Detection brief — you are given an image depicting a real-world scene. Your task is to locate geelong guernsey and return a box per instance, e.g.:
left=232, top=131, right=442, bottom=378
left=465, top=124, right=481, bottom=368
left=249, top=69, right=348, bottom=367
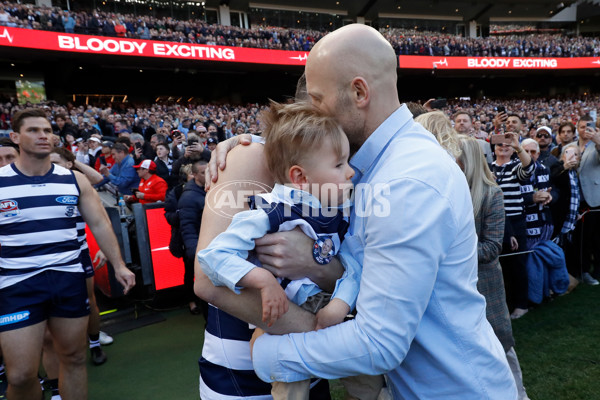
left=0, top=163, right=83, bottom=289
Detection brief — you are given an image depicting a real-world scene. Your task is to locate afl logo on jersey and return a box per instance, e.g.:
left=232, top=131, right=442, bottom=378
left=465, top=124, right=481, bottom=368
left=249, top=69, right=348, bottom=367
left=56, top=196, right=78, bottom=205
left=0, top=199, right=19, bottom=217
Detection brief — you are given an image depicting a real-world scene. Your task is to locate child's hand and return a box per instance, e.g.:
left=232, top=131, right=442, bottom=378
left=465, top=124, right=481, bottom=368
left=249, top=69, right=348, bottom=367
left=260, top=281, right=289, bottom=327
left=315, top=298, right=350, bottom=330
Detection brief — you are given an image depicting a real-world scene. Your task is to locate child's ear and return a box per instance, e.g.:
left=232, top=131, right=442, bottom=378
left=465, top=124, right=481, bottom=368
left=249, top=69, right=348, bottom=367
left=289, top=165, right=308, bottom=186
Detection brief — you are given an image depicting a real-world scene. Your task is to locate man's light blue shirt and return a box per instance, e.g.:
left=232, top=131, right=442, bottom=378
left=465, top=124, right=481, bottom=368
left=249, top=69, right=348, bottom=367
left=108, top=155, right=139, bottom=195
left=198, top=184, right=361, bottom=309
left=253, top=105, right=517, bottom=399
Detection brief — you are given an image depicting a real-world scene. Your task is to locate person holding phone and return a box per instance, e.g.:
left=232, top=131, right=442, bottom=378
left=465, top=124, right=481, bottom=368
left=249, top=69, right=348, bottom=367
left=574, top=115, right=600, bottom=285
left=490, top=132, right=535, bottom=319
left=551, top=143, right=583, bottom=279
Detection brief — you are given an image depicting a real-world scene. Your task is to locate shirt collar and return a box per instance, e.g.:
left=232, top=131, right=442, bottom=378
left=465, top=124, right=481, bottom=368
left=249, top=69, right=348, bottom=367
left=270, top=183, right=322, bottom=209
left=349, top=105, right=412, bottom=184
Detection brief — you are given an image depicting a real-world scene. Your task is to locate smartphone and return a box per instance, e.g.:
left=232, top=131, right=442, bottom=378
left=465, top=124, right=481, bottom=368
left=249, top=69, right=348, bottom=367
left=490, top=134, right=512, bottom=145
left=135, top=142, right=143, bottom=149
left=100, top=156, right=107, bottom=166
left=497, top=106, right=506, bottom=114
left=430, top=98, right=447, bottom=109
left=586, top=121, right=595, bottom=129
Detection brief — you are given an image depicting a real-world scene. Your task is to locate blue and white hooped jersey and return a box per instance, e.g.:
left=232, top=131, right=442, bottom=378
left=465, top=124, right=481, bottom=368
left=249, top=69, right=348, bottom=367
left=0, top=163, right=83, bottom=289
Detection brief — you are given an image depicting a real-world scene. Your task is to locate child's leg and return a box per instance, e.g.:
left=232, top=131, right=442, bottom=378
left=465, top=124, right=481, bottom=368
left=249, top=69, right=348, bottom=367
left=271, top=380, right=311, bottom=400
left=341, top=374, right=385, bottom=400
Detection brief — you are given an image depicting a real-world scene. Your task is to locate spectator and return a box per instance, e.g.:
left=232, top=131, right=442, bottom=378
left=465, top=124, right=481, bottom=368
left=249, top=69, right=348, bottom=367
left=177, top=160, right=208, bottom=316
left=130, top=133, right=154, bottom=164
left=95, top=141, right=115, bottom=172
left=575, top=115, right=600, bottom=285
left=551, top=143, right=582, bottom=276
left=453, top=110, right=493, bottom=163
left=124, top=159, right=167, bottom=204
left=490, top=132, right=535, bottom=319
left=456, top=135, right=529, bottom=400
left=551, top=122, right=576, bottom=158
left=206, top=137, right=218, bottom=151
left=87, top=136, right=103, bottom=168
left=154, top=142, right=175, bottom=187
left=520, top=138, right=555, bottom=249
left=99, top=142, right=139, bottom=195
left=533, top=126, right=559, bottom=171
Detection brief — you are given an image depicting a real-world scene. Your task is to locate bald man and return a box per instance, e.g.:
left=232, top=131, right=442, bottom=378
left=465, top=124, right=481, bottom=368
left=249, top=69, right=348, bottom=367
left=198, top=25, right=516, bottom=400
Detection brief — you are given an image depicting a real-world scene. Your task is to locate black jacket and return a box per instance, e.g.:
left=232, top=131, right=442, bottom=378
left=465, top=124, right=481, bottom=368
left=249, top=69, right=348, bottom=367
left=164, top=184, right=186, bottom=258
left=178, top=180, right=206, bottom=260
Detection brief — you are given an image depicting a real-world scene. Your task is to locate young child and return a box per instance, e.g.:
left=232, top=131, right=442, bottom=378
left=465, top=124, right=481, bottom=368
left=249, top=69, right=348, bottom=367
left=198, top=101, right=383, bottom=399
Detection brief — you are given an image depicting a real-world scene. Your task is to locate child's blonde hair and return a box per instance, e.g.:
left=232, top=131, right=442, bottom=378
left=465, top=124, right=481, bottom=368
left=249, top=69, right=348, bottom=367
left=261, top=101, right=346, bottom=184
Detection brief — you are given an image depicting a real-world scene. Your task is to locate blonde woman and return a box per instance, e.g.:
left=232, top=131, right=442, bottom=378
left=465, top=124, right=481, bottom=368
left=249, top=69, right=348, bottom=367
left=457, top=136, right=529, bottom=400
left=414, top=110, right=461, bottom=159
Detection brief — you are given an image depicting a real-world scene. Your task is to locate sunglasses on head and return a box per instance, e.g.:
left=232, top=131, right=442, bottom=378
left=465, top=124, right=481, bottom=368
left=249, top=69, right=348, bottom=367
left=536, top=133, right=551, bottom=139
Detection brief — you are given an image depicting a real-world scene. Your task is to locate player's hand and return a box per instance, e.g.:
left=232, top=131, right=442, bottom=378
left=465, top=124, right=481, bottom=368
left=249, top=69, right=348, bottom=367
left=115, top=263, right=136, bottom=294
left=93, top=250, right=107, bottom=270
left=205, top=134, right=253, bottom=189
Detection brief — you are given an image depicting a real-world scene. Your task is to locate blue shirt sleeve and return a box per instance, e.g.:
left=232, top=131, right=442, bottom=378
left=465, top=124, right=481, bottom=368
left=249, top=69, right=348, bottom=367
left=252, top=178, right=457, bottom=382
left=330, top=239, right=361, bottom=310
left=197, top=209, right=271, bottom=293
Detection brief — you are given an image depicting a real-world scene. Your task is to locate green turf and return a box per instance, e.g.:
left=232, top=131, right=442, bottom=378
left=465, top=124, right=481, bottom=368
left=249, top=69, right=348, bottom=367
left=85, top=285, right=600, bottom=400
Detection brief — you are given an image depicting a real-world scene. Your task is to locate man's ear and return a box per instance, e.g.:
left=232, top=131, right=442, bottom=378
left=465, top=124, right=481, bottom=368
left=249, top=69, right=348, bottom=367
left=288, top=165, right=308, bottom=186
left=352, top=77, right=370, bottom=108
left=9, top=131, right=19, bottom=145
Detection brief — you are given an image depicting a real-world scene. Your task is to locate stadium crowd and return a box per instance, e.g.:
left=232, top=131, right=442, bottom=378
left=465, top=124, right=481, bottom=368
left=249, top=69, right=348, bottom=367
left=2, top=2, right=600, bottom=56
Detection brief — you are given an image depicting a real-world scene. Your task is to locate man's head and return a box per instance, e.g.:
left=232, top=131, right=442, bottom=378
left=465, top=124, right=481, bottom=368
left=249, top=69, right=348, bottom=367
left=453, top=111, right=473, bottom=135
left=133, top=159, right=156, bottom=180
left=0, top=137, right=19, bottom=167
left=577, top=115, right=594, bottom=140
left=101, top=141, right=114, bottom=155
left=55, top=114, right=67, bottom=129
left=506, top=114, right=525, bottom=136
left=305, top=24, right=400, bottom=155
left=207, top=137, right=218, bottom=151
left=10, top=108, right=53, bottom=160
left=534, top=126, right=552, bottom=151
left=111, top=142, right=129, bottom=164
left=192, top=159, right=208, bottom=187
left=521, top=138, right=540, bottom=162
left=557, top=122, right=575, bottom=145
left=155, top=143, right=170, bottom=159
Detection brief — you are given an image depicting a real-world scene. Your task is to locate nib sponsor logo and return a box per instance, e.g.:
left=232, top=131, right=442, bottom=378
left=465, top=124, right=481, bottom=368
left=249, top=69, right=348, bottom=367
left=0, top=28, right=14, bottom=43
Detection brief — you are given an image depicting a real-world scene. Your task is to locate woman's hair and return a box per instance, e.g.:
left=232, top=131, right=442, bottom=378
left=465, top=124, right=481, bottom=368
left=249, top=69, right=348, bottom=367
left=456, top=135, right=498, bottom=219
left=261, top=100, right=345, bottom=184
left=414, top=111, right=461, bottom=160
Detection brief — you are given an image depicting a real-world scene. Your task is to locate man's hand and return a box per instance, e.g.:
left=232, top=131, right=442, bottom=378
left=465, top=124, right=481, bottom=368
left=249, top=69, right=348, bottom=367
left=134, top=147, right=143, bottom=159
left=315, top=298, right=350, bottom=330
left=255, top=228, right=314, bottom=281
left=585, top=125, right=600, bottom=145
left=493, top=112, right=508, bottom=129
left=114, top=263, right=135, bottom=294
left=532, top=189, right=552, bottom=206
left=205, top=134, right=253, bottom=189
left=93, top=250, right=107, bottom=269
left=510, top=236, right=519, bottom=252
left=99, top=165, right=109, bottom=177
left=135, top=191, right=145, bottom=200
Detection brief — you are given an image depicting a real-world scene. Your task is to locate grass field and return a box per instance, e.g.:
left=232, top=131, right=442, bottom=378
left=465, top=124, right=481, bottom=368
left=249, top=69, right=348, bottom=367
left=83, top=284, right=600, bottom=400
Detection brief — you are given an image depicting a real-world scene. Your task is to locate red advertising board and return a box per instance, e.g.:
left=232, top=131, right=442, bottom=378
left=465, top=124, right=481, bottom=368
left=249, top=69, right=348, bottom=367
left=2, top=26, right=600, bottom=70
left=398, top=55, right=600, bottom=70
left=145, top=207, right=184, bottom=291
left=0, top=26, right=309, bottom=66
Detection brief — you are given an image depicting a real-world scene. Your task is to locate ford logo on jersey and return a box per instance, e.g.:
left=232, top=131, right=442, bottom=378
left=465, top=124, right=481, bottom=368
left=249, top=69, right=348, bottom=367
left=55, top=196, right=78, bottom=205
